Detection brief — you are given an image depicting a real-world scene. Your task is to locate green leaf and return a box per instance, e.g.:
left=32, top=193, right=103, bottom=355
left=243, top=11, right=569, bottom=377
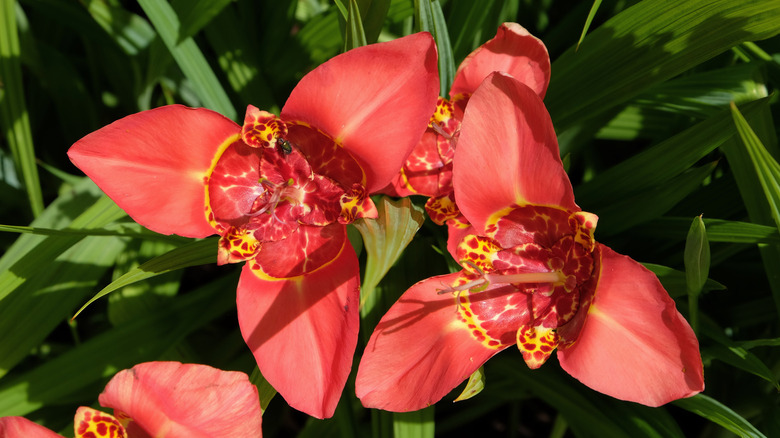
left=107, top=239, right=182, bottom=326
left=644, top=217, right=780, bottom=244
left=393, top=406, right=434, bottom=438
left=0, top=274, right=236, bottom=417
left=576, top=0, right=602, bottom=50
left=0, top=180, right=128, bottom=378
left=414, top=0, right=453, bottom=96
left=429, top=0, right=454, bottom=97
left=175, top=0, right=233, bottom=43
left=344, top=0, right=368, bottom=50
left=547, top=0, right=780, bottom=131
left=353, top=196, right=425, bottom=309
left=0, top=0, right=44, bottom=217
left=490, top=357, right=680, bottom=438
left=84, top=0, right=156, bottom=55
left=644, top=263, right=725, bottom=299
left=674, top=394, right=767, bottom=438
left=577, top=98, right=768, bottom=206
left=202, top=6, right=277, bottom=112
left=684, top=215, right=709, bottom=332
left=703, top=345, right=779, bottom=390
left=137, top=0, right=236, bottom=119
left=0, top=221, right=187, bottom=243
left=356, top=0, right=390, bottom=44
left=249, top=367, right=277, bottom=412
left=591, top=162, right=717, bottom=236
left=73, top=238, right=218, bottom=318
left=447, top=0, right=496, bottom=63
left=730, top=101, right=780, bottom=234
left=454, top=366, right=485, bottom=402
left=720, top=100, right=780, bottom=321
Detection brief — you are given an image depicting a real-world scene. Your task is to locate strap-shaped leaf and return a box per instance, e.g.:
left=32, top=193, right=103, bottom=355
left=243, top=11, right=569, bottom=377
left=73, top=237, right=218, bottom=318
left=0, top=0, right=43, bottom=217
left=137, top=0, right=236, bottom=119
left=547, top=0, right=780, bottom=131
left=674, top=394, right=767, bottom=438
left=0, top=275, right=235, bottom=417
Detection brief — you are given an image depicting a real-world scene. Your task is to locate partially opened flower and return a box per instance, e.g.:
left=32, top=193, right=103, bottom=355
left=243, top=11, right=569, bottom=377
left=0, top=361, right=262, bottom=438
left=67, top=33, right=439, bottom=418
left=383, top=23, right=550, bottom=228
left=356, top=73, right=704, bottom=411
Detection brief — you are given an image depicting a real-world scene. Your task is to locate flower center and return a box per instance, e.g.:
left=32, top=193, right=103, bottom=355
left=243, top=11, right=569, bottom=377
left=447, top=205, right=598, bottom=368
left=204, top=106, right=377, bottom=276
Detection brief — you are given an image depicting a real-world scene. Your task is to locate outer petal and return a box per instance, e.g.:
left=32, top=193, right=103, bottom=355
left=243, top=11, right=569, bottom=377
left=356, top=274, right=504, bottom=412
left=557, top=245, right=704, bottom=406
left=451, top=23, right=551, bottom=99
left=0, top=417, right=62, bottom=438
left=68, top=105, right=240, bottom=238
left=97, top=361, right=262, bottom=438
left=453, top=73, right=577, bottom=233
left=237, top=232, right=360, bottom=419
left=281, top=33, right=439, bottom=192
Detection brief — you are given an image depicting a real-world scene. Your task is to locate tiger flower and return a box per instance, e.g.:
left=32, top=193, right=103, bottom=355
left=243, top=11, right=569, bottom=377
left=356, top=73, right=704, bottom=411
left=67, top=33, right=439, bottom=419
left=383, top=23, right=550, bottom=232
left=0, top=362, right=262, bottom=438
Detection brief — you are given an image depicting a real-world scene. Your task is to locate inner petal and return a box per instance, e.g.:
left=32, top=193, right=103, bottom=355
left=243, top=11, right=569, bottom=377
left=287, top=123, right=366, bottom=188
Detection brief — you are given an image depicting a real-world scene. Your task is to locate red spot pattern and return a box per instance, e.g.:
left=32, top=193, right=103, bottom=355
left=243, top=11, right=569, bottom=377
left=452, top=205, right=598, bottom=365
left=74, top=407, right=126, bottom=438
left=204, top=106, right=377, bottom=277
left=242, top=105, right=289, bottom=149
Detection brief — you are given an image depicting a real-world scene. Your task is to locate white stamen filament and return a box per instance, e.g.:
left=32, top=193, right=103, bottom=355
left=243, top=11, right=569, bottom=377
left=437, top=270, right=565, bottom=295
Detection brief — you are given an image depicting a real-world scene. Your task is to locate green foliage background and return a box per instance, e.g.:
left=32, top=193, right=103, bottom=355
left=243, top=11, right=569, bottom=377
left=1, top=0, right=779, bottom=436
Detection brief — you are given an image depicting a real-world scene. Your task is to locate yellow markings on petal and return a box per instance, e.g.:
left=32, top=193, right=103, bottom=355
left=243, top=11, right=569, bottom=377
left=570, top=211, right=598, bottom=252
left=430, top=97, right=454, bottom=127
left=74, top=407, right=127, bottom=438
left=339, top=184, right=377, bottom=224
left=516, top=323, right=559, bottom=369
left=202, top=133, right=242, bottom=231
left=457, top=234, right=501, bottom=276
left=425, top=194, right=460, bottom=225
left=217, top=226, right=261, bottom=265
left=456, top=291, right=510, bottom=350
left=242, top=105, right=289, bottom=149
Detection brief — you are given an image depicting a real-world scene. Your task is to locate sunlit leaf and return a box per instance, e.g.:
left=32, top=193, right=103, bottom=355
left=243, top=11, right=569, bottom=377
left=137, top=0, right=236, bottom=119
left=73, top=238, right=218, bottom=319
left=576, top=0, right=602, bottom=50
left=0, top=0, right=43, bottom=217
left=674, top=394, right=767, bottom=438
left=548, top=0, right=780, bottom=131
left=454, top=367, right=486, bottom=402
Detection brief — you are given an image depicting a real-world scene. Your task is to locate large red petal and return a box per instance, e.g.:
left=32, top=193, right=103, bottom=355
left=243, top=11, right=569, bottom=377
left=237, top=235, right=360, bottom=419
left=281, top=33, right=439, bottom=192
left=0, top=417, right=62, bottom=438
left=68, top=105, right=240, bottom=238
left=96, top=361, right=262, bottom=438
left=356, top=274, right=504, bottom=412
left=451, top=23, right=551, bottom=99
left=557, top=245, right=704, bottom=406
left=453, top=73, right=577, bottom=233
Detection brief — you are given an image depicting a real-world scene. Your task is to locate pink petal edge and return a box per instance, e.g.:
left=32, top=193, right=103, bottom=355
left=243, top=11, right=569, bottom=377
left=451, top=22, right=551, bottom=99
left=237, top=230, right=360, bottom=419
left=0, top=417, right=62, bottom=438
left=68, top=105, right=240, bottom=238
left=98, top=361, right=262, bottom=438
left=557, top=245, right=704, bottom=406
left=453, top=73, right=577, bottom=233
left=281, top=33, right=440, bottom=193
left=356, top=274, right=502, bottom=412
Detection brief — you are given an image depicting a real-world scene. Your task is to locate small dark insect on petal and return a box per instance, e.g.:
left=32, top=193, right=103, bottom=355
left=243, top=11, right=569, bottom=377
left=277, top=138, right=293, bottom=155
